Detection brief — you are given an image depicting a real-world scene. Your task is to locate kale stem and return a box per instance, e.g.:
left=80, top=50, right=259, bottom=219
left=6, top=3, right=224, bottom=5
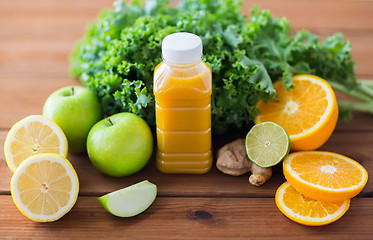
left=358, top=80, right=373, bottom=89
left=357, top=82, right=373, bottom=99
left=329, top=81, right=372, bottom=102
left=338, top=100, right=373, bottom=114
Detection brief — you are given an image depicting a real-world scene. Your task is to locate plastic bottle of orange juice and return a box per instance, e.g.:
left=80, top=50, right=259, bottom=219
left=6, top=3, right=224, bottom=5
left=154, top=32, right=212, bottom=174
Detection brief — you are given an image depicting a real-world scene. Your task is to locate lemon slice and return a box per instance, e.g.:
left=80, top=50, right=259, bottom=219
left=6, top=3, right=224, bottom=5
left=10, top=153, right=79, bottom=222
left=275, top=182, right=350, bottom=226
left=4, top=115, right=68, bottom=172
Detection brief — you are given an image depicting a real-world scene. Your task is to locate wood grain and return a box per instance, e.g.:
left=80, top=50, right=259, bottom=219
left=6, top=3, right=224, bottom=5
left=0, top=77, right=82, bottom=129
left=1, top=129, right=372, bottom=197
left=1, top=196, right=372, bottom=239
left=1, top=0, right=373, bottom=238
left=0, top=0, right=372, bottom=76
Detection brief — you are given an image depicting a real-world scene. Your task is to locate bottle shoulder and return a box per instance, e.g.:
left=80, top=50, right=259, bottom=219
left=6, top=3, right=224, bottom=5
left=154, top=61, right=211, bottom=79
left=153, top=61, right=212, bottom=97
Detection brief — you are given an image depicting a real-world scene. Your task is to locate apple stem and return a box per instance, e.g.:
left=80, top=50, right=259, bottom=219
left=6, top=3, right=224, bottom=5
left=106, top=117, right=114, bottom=126
left=71, top=87, right=74, bottom=96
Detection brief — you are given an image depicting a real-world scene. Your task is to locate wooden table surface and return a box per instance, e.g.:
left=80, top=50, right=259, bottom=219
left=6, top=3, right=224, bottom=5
left=1, top=0, right=373, bottom=239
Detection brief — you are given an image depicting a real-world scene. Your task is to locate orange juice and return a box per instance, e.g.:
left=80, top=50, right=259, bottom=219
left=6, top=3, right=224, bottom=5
left=154, top=33, right=212, bottom=174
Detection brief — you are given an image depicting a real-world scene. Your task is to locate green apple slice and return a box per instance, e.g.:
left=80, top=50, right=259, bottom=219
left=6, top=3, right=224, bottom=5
left=98, top=180, right=157, bottom=217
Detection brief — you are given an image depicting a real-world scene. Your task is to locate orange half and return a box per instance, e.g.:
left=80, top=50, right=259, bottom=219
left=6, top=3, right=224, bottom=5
left=255, top=75, right=338, bottom=151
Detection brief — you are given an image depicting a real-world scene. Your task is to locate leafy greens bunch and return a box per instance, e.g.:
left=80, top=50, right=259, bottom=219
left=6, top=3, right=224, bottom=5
left=70, top=0, right=361, bottom=135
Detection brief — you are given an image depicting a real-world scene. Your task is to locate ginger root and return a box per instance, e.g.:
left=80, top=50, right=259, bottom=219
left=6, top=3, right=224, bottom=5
left=216, top=138, right=272, bottom=186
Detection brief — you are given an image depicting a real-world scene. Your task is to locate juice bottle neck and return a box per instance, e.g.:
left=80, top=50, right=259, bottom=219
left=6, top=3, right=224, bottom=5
left=162, top=58, right=203, bottom=68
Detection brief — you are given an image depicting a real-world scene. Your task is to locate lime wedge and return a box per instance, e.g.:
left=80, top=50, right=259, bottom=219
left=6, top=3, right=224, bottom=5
left=98, top=180, right=157, bottom=217
left=245, top=122, right=290, bottom=168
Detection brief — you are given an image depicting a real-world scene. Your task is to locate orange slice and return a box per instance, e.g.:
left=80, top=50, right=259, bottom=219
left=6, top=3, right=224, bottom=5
left=275, top=182, right=350, bottom=226
left=10, top=153, right=79, bottom=222
left=283, top=151, right=368, bottom=202
left=4, top=115, right=68, bottom=172
left=255, top=74, right=338, bottom=151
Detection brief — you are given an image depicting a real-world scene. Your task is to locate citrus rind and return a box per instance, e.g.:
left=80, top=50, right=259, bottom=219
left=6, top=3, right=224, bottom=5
left=283, top=151, right=368, bottom=202
left=275, top=182, right=350, bottom=226
left=10, top=153, right=79, bottom=222
left=245, top=121, right=290, bottom=168
left=4, top=115, right=68, bottom=172
left=255, top=74, right=338, bottom=151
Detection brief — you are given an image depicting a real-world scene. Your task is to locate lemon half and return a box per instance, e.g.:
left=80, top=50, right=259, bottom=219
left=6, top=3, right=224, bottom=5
left=4, top=115, right=68, bottom=172
left=11, top=153, right=79, bottom=222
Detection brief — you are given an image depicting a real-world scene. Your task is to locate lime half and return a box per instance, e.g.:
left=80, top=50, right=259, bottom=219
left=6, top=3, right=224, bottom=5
left=245, top=122, right=290, bottom=167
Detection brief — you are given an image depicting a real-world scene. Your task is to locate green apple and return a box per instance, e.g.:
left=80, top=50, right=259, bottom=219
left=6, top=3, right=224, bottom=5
left=98, top=180, right=157, bottom=217
left=42, top=86, right=103, bottom=153
left=87, top=112, right=153, bottom=177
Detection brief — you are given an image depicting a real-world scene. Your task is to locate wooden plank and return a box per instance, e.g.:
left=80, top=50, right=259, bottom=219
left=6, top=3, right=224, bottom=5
left=0, top=0, right=372, bottom=238
left=0, top=0, right=113, bottom=77
left=0, top=77, right=82, bottom=129
left=0, top=0, right=372, bottom=76
left=242, top=0, right=373, bottom=31
left=1, top=129, right=372, bottom=197
left=0, top=195, right=372, bottom=239
left=335, top=112, right=373, bottom=132
left=2, top=0, right=372, bottom=31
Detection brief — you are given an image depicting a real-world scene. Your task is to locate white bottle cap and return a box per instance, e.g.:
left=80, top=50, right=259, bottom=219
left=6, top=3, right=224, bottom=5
left=162, top=32, right=203, bottom=64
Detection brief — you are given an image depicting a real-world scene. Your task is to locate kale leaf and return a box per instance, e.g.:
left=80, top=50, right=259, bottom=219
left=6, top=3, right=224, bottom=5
left=70, top=0, right=357, bottom=134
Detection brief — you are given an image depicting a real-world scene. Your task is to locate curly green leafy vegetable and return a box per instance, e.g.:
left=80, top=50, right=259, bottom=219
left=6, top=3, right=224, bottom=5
left=70, top=0, right=360, bottom=135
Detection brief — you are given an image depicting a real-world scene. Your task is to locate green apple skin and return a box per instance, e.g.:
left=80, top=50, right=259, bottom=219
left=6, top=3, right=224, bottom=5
left=98, top=180, right=157, bottom=217
left=42, top=86, right=103, bottom=153
left=87, top=112, right=153, bottom=177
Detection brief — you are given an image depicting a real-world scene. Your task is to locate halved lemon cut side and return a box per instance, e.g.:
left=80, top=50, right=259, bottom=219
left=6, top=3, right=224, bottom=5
left=10, top=153, right=79, bottom=222
left=4, top=115, right=68, bottom=172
